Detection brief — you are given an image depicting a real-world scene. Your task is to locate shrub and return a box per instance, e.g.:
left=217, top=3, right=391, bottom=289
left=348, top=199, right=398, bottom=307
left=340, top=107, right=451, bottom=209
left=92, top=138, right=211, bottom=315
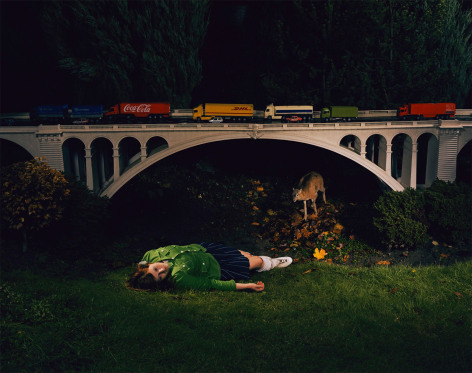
left=0, top=159, right=70, bottom=252
left=373, top=188, right=430, bottom=250
left=38, top=179, right=110, bottom=261
left=424, top=180, right=472, bottom=248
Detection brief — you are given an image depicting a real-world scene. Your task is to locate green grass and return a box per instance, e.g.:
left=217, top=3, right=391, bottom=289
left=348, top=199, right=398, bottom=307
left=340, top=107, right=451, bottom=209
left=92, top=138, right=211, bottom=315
left=2, top=261, right=471, bottom=372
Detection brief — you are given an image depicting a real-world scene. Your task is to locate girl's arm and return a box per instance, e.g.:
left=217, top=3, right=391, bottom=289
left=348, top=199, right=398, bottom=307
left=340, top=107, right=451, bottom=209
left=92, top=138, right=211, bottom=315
left=236, top=281, right=265, bottom=292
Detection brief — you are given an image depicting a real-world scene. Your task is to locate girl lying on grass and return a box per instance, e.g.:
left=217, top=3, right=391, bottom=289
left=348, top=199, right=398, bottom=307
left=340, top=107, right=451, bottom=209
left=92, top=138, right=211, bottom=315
left=127, top=242, right=292, bottom=292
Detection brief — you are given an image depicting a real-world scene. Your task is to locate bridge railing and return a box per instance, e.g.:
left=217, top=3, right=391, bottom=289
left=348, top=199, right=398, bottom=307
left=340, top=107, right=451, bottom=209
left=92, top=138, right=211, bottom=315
left=56, top=120, right=445, bottom=131
left=1, top=120, right=469, bottom=135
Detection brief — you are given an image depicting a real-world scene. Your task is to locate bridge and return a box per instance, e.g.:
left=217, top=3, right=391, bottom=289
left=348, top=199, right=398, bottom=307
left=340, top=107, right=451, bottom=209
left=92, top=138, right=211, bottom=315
left=1, top=118, right=471, bottom=197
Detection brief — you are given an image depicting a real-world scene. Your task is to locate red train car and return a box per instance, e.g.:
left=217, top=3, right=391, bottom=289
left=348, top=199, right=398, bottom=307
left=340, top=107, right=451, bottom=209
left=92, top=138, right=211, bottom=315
left=104, top=102, right=170, bottom=122
left=397, top=103, right=455, bottom=120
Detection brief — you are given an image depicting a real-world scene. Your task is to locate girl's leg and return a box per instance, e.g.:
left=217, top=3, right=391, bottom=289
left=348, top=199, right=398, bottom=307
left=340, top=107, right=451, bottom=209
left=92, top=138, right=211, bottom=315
left=238, top=250, right=292, bottom=272
left=238, top=250, right=264, bottom=270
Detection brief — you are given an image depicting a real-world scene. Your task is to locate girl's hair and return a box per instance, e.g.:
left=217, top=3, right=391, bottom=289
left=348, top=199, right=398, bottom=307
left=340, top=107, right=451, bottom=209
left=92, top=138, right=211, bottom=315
left=126, top=263, right=172, bottom=291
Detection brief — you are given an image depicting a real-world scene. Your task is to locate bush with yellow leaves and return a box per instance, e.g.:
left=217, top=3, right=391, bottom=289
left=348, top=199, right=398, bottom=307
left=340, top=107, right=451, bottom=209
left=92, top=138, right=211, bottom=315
left=1, top=158, right=70, bottom=251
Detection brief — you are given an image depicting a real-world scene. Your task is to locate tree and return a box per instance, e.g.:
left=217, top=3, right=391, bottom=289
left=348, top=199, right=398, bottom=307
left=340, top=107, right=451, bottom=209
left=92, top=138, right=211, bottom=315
left=250, top=0, right=472, bottom=109
left=1, top=159, right=70, bottom=252
left=41, top=0, right=209, bottom=108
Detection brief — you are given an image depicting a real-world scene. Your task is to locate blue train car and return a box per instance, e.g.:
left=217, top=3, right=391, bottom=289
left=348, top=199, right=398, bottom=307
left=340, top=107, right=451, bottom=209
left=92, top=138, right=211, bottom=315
left=70, top=105, right=103, bottom=124
left=30, top=105, right=68, bottom=123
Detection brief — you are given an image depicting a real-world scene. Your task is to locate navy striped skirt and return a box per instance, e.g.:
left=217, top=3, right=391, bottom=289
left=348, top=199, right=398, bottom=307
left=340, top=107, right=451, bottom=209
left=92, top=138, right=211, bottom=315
left=199, top=242, right=250, bottom=281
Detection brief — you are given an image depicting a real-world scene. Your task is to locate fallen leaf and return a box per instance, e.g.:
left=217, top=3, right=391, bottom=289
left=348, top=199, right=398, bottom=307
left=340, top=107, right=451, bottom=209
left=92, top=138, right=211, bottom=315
left=377, top=260, right=391, bottom=266
left=333, top=223, right=344, bottom=234
left=251, top=222, right=260, bottom=226
left=313, top=248, right=327, bottom=260
left=303, top=268, right=317, bottom=274
left=455, top=292, right=463, bottom=299
left=388, top=287, right=398, bottom=294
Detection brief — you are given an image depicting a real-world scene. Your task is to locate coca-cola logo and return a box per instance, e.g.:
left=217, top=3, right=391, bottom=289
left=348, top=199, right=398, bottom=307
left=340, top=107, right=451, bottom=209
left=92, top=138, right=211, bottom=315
left=124, top=104, right=151, bottom=113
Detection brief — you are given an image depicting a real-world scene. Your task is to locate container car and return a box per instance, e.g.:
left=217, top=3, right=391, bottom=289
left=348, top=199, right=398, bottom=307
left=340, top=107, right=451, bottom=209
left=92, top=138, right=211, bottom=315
left=320, top=106, right=358, bottom=122
left=30, top=105, right=69, bottom=124
left=397, top=103, right=455, bottom=120
left=264, top=104, right=313, bottom=122
left=104, top=102, right=170, bottom=123
left=193, top=103, right=254, bottom=122
left=70, top=105, right=103, bottom=124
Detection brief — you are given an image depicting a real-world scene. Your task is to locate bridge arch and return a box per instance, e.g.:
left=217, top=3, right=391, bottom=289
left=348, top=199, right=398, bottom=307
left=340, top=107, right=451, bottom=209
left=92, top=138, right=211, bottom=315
left=457, top=140, right=471, bottom=185
left=101, top=132, right=404, bottom=198
left=0, top=136, right=37, bottom=159
left=365, top=134, right=387, bottom=171
left=0, top=138, right=34, bottom=166
left=147, top=136, right=169, bottom=157
left=91, top=137, right=113, bottom=192
left=417, top=133, right=438, bottom=187
left=62, top=137, right=86, bottom=182
left=118, top=136, right=142, bottom=175
left=339, top=135, right=361, bottom=154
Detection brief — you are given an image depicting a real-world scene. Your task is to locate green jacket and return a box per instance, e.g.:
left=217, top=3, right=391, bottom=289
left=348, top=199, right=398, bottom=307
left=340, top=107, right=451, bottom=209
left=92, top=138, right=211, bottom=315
left=141, top=244, right=237, bottom=291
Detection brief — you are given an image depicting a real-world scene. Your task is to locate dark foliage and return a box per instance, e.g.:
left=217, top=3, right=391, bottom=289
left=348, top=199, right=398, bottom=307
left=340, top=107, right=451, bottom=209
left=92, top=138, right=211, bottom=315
left=35, top=179, right=111, bottom=261
left=373, top=188, right=430, bottom=250
left=374, top=181, right=472, bottom=250
left=424, top=180, right=472, bottom=248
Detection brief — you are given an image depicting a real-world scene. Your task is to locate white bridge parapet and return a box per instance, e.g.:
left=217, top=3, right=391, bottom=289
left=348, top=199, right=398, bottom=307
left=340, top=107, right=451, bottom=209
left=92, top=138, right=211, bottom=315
left=1, top=119, right=471, bottom=197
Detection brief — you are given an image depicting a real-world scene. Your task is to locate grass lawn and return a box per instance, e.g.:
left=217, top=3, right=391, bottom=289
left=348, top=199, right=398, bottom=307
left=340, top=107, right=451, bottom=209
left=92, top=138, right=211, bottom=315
left=2, top=260, right=471, bottom=372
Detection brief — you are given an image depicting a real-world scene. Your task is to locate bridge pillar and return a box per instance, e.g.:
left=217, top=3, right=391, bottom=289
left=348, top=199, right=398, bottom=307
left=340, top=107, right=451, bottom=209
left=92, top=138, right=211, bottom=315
left=409, top=142, right=418, bottom=188
left=85, top=147, right=93, bottom=190
left=360, top=143, right=367, bottom=158
left=385, top=143, right=392, bottom=176
left=113, top=147, right=120, bottom=182
left=141, top=146, right=147, bottom=162
left=437, top=127, right=461, bottom=182
left=399, top=138, right=415, bottom=188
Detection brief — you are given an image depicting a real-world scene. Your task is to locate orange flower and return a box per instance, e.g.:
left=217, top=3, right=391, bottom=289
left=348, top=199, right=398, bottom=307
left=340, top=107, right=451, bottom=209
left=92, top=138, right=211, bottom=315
left=377, top=260, right=391, bottom=266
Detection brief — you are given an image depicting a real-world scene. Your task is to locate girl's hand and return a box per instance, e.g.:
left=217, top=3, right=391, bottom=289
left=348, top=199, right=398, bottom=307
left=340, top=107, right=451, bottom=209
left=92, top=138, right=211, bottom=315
left=251, top=281, right=265, bottom=292
left=236, top=281, right=265, bottom=292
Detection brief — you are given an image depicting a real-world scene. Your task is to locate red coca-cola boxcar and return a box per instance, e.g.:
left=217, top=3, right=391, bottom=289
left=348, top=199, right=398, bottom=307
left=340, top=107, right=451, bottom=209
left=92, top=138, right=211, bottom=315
left=104, top=102, right=170, bottom=123
left=397, top=103, right=455, bottom=120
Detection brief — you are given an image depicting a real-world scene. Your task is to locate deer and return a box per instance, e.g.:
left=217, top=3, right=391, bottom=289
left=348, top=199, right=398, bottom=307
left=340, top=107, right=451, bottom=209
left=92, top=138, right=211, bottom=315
left=292, top=171, right=327, bottom=221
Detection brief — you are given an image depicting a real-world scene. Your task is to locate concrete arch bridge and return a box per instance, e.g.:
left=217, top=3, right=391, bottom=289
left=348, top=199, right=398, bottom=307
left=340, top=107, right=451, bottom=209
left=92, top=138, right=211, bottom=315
left=0, top=119, right=470, bottom=198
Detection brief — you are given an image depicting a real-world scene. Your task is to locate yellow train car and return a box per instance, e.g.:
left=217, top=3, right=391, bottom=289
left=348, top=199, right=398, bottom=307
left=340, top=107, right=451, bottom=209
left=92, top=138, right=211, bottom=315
left=192, top=103, right=254, bottom=122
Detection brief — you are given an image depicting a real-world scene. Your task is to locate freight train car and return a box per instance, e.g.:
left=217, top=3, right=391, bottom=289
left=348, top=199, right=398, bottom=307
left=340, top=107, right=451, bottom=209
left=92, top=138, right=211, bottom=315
left=30, top=105, right=69, bottom=124
left=193, top=103, right=254, bottom=122
left=30, top=105, right=103, bottom=124
left=397, top=103, right=456, bottom=120
left=70, top=105, right=103, bottom=124
left=104, top=102, right=170, bottom=123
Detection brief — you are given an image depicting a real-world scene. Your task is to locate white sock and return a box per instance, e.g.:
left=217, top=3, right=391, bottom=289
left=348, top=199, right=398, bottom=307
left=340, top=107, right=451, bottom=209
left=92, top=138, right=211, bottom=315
left=256, top=256, right=274, bottom=272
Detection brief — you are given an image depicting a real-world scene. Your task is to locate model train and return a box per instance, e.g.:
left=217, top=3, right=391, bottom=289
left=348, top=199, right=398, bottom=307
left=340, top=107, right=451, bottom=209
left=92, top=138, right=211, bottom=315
left=0, top=102, right=458, bottom=125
